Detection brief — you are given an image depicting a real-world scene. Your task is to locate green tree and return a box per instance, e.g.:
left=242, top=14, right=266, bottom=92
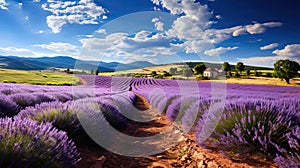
left=95, top=69, right=99, bottom=75
left=246, top=69, right=251, bottom=76
left=235, top=62, right=245, bottom=74
left=274, top=59, right=300, bottom=84
left=254, top=70, right=260, bottom=77
left=163, top=71, right=172, bottom=77
left=66, top=68, right=70, bottom=74
left=150, top=71, right=157, bottom=77
left=222, top=62, right=231, bottom=73
left=194, top=63, right=206, bottom=76
left=183, top=68, right=194, bottom=78
left=169, top=68, right=177, bottom=75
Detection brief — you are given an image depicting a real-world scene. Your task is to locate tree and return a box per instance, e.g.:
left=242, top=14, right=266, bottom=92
left=194, top=63, right=206, bottom=76
left=246, top=69, right=251, bottom=76
left=169, top=68, right=177, bottom=75
left=222, top=62, right=231, bottom=73
left=235, top=62, right=245, bottom=74
left=95, top=69, right=99, bottom=75
left=183, top=68, right=194, bottom=78
left=150, top=71, right=157, bottom=77
left=274, top=59, right=300, bottom=84
left=66, top=68, right=70, bottom=74
left=163, top=71, right=172, bottom=77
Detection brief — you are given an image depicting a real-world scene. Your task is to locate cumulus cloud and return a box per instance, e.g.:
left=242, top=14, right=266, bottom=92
left=152, top=17, right=164, bottom=31
left=34, top=42, right=79, bottom=55
left=260, top=43, right=279, bottom=50
left=0, top=0, right=8, bottom=10
left=0, top=47, right=59, bottom=57
left=245, top=22, right=282, bottom=34
left=239, top=44, right=300, bottom=67
left=41, top=0, right=107, bottom=33
left=272, top=44, right=300, bottom=58
left=96, top=29, right=107, bottom=34
left=204, top=46, right=238, bottom=56
left=239, top=56, right=277, bottom=67
left=152, top=0, right=213, bottom=29
left=79, top=31, right=178, bottom=62
left=151, top=0, right=282, bottom=55
left=0, top=47, right=37, bottom=57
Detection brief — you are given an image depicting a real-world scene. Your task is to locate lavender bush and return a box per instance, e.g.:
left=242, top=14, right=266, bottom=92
left=97, top=98, right=128, bottom=131
left=196, top=99, right=300, bottom=167
left=0, top=94, right=19, bottom=117
left=0, top=118, right=80, bottom=167
left=17, top=101, right=82, bottom=138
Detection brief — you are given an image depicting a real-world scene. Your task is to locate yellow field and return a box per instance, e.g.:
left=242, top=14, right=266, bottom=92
left=0, top=69, right=82, bottom=85
left=210, top=77, right=300, bottom=86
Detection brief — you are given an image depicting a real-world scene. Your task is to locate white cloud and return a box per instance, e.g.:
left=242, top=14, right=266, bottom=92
left=152, top=17, right=164, bottom=31
left=37, top=30, right=44, bottom=34
left=79, top=31, right=178, bottom=62
left=260, top=43, right=279, bottom=50
left=41, top=0, right=107, bottom=33
left=152, top=0, right=212, bottom=29
left=151, top=0, right=282, bottom=55
left=272, top=44, right=300, bottom=58
left=153, top=6, right=161, bottom=11
left=0, top=0, right=8, bottom=10
left=239, top=56, right=277, bottom=67
left=239, top=44, right=300, bottom=67
left=96, top=29, right=106, bottom=34
left=0, top=47, right=38, bottom=57
left=204, top=46, right=238, bottom=56
left=34, top=42, right=79, bottom=55
left=245, top=22, right=282, bottom=34
left=215, top=15, right=221, bottom=19
left=0, top=47, right=60, bottom=57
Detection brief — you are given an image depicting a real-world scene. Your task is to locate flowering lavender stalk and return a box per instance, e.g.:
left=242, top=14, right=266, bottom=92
left=195, top=99, right=300, bottom=166
left=0, top=94, right=19, bottom=117
left=0, top=117, right=80, bottom=167
left=17, top=101, right=82, bottom=138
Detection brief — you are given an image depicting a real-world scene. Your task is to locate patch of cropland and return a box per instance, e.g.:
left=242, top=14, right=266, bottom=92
left=0, top=75, right=299, bottom=167
left=0, top=68, right=81, bottom=85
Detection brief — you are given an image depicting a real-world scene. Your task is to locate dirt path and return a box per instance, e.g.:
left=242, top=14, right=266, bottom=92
left=77, top=94, right=278, bottom=168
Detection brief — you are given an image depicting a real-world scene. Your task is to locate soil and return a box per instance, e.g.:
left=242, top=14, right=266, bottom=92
left=76, top=94, right=278, bottom=168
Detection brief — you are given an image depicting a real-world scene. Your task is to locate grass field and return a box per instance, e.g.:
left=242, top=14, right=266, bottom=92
left=0, top=69, right=82, bottom=85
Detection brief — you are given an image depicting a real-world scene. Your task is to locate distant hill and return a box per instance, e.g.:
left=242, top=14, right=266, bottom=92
left=0, top=56, right=155, bottom=72
left=0, top=55, right=272, bottom=72
left=183, top=62, right=273, bottom=70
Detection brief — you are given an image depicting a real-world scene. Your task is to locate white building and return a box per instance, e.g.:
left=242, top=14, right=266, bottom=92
left=203, top=68, right=222, bottom=77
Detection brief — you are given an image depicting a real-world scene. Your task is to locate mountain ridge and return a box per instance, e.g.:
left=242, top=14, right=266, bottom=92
left=0, top=56, right=155, bottom=72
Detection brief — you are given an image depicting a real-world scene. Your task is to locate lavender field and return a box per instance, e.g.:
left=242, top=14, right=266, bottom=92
left=0, top=75, right=299, bottom=167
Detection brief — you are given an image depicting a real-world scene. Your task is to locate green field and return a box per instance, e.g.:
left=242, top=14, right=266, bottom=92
left=0, top=69, right=82, bottom=85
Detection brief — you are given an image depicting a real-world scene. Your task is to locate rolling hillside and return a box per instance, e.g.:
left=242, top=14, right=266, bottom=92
left=0, top=56, right=155, bottom=72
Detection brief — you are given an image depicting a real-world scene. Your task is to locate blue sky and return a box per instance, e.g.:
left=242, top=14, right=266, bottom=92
left=0, top=0, right=299, bottom=67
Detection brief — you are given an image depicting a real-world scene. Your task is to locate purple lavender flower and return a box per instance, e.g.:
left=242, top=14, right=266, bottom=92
left=17, top=101, right=82, bottom=138
left=0, top=117, right=80, bottom=167
left=0, top=94, right=19, bottom=117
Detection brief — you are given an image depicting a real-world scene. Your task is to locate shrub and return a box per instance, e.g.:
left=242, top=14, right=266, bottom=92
left=166, top=97, right=198, bottom=122
left=9, top=93, right=37, bottom=109
left=97, top=98, right=128, bottom=131
left=196, top=99, right=300, bottom=167
left=17, top=101, right=82, bottom=138
left=0, top=94, right=19, bottom=117
left=0, top=118, right=80, bottom=167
